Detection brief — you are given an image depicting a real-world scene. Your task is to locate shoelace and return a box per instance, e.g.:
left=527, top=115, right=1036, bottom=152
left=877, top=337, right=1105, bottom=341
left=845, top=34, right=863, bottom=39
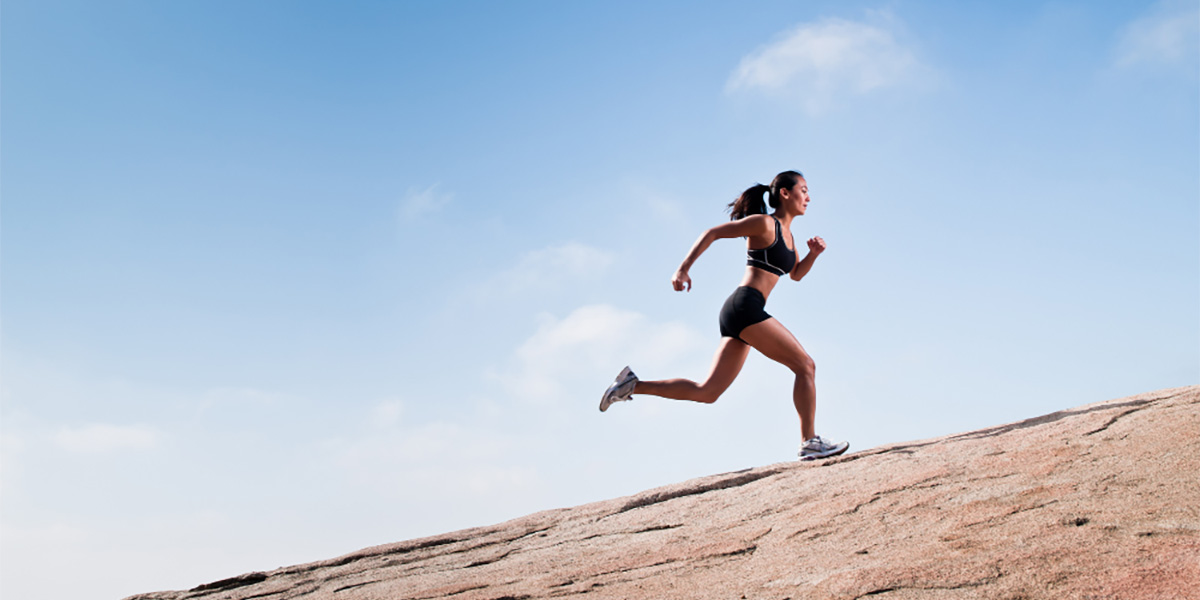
left=804, top=436, right=830, bottom=450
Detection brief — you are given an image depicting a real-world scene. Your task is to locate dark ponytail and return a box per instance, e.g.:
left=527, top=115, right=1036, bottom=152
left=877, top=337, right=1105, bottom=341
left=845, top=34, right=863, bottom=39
left=727, top=170, right=805, bottom=221
left=728, top=184, right=770, bottom=220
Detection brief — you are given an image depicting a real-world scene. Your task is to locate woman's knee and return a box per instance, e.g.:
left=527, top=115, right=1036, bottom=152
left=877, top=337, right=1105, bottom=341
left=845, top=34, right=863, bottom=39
left=790, top=354, right=816, bottom=380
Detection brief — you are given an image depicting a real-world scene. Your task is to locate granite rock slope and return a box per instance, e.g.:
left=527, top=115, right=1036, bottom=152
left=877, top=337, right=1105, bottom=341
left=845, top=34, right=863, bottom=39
left=127, top=386, right=1200, bottom=600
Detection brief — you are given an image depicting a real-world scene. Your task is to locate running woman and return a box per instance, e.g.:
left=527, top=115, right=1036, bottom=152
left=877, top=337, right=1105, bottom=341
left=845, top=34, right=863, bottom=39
left=600, top=170, right=848, bottom=461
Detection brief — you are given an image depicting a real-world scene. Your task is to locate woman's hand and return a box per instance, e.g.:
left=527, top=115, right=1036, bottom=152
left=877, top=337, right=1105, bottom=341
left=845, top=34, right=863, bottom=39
left=790, top=237, right=827, bottom=282
left=672, top=269, right=692, bottom=292
left=807, top=236, right=827, bottom=255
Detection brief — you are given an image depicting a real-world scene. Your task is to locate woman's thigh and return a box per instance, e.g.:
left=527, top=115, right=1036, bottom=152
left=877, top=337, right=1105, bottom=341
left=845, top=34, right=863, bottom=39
left=738, top=318, right=812, bottom=374
left=703, top=337, right=752, bottom=389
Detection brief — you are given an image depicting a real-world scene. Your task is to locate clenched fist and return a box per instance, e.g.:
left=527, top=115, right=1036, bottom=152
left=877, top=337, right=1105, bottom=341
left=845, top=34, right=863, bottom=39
left=807, top=236, right=827, bottom=255
left=672, top=269, right=692, bottom=292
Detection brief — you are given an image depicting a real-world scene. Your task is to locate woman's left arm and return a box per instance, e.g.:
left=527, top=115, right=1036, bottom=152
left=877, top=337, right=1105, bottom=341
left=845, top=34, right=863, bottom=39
left=790, top=236, right=827, bottom=282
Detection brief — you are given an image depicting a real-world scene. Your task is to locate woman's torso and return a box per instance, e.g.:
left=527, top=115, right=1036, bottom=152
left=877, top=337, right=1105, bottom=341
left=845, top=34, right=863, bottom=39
left=739, top=215, right=796, bottom=300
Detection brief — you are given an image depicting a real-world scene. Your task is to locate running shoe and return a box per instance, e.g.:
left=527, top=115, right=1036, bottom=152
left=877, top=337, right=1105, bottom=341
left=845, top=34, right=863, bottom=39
left=599, top=366, right=638, bottom=412
left=798, top=435, right=849, bottom=461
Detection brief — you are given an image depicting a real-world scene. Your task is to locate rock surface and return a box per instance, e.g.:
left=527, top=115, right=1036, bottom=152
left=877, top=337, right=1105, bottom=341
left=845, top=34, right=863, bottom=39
left=127, top=386, right=1200, bottom=600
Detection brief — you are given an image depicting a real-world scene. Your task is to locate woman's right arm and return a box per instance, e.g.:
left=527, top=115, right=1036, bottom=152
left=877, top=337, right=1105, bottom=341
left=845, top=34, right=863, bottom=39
left=672, top=216, right=769, bottom=291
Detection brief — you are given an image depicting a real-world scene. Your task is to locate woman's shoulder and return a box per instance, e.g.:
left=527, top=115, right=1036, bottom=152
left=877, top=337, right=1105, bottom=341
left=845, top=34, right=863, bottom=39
left=712, top=213, right=773, bottom=240
left=726, top=214, right=774, bottom=240
left=744, top=214, right=777, bottom=233
left=735, top=213, right=774, bottom=227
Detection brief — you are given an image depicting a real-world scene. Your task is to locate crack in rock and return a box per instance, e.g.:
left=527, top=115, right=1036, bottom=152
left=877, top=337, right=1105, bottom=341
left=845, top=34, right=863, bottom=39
left=241, top=590, right=285, bottom=600
left=961, top=499, right=1060, bottom=529
left=331, top=580, right=380, bottom=594
left=837, top=474, right=947, bottom=517
left=853, top=568, right=1004, bottom=598
left=1084, top=403, right=1156, bottom=436
left=290, top=523, right=557, bottom=585
left=617, top=467, right=785, bottom=513
left=825, top=394, right=1187, bottom=468
left=408, top=583, right=490, bottom=600
left=467, top=550, right=513, bottom=568
left=189, top=572, right=270, bottom=594
left=953, top=399, right=1154, bottom=442
left=574, top=541, right=759, bottom=589
left=578, top=523, right=685, bottom=543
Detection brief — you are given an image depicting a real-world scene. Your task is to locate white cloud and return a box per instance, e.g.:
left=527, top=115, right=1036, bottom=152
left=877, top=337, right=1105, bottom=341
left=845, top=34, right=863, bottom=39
left=324, top=416, right=542, bottom=504
left=398, top=183, right=452, bottom=222
left=51, top=423, right=161, bottom=453
left=480, top=242, right=615, bottom=297
left=330, top=400, right=522, bottom=483
left=198, top=386, right=288, bottom=410
left=0, top=510, right=292, bottom=600
left=624, top=180, right=690, bottom=225
left=493, top=304, right=708, bottom=405
left=6, top=521, right=91, bottom=546
left=1114, top=0, right=1200, bottom=68
left=370, top=399, right=405, bottom=429
left=336, top=421, right=479, bottom=465
left=726, top=15, right=929, bottom=113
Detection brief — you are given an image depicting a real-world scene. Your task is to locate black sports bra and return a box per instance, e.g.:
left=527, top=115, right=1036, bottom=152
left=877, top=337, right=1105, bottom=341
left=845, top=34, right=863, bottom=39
left=746, top=216, right=797, bottom=276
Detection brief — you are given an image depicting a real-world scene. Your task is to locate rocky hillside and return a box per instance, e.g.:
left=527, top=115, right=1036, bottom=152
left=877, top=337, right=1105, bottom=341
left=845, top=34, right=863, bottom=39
left=127, top=385, right=1199, bottom=600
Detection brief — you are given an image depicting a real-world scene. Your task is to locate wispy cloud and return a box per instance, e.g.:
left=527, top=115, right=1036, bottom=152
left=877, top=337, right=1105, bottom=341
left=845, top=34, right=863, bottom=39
left=325, top=412, right=542, bottom=502
left=493, top=304, right=708, bottom=405
left=197, top=386, right=289, bottom=412
left=370, top=398, right=405, bottom=429
left=52, top=423, right=161, bottom=453
left=1114, top=0, right=1199, bottom=68
left=726, top=14, right=929, bottom=113
left=473, top=242, right=616, bottom=300
left=398, top=183, right=452, bottom=222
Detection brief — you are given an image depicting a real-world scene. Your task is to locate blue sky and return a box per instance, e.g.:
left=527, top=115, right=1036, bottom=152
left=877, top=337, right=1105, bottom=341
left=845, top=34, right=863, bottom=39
left=2, top=1, right=1197, bottom=598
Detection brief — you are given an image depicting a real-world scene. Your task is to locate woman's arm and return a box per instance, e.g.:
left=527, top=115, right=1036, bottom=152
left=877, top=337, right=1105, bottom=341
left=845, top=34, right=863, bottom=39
left=673, top=216, right=770, bottom=291
left=790, top=236, right=827, bottom=282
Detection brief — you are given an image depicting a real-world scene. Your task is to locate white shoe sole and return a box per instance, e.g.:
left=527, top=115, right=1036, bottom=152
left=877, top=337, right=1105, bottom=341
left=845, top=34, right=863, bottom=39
left=799, top=441, right=849, bottom=461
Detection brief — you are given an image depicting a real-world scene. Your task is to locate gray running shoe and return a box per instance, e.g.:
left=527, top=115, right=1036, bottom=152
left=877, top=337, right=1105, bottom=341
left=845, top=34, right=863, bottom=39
left=599, top=366, right=638, bottom=412
left=798, top=435, right=849, bottom=461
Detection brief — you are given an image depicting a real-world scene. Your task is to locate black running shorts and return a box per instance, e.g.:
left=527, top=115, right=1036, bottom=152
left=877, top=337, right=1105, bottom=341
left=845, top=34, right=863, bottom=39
left=719, top=286, right=771, bottom=342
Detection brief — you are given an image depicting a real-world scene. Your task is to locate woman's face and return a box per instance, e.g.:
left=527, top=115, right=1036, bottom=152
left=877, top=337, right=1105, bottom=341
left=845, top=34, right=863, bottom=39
left=783, top=178, right=810, bottom=215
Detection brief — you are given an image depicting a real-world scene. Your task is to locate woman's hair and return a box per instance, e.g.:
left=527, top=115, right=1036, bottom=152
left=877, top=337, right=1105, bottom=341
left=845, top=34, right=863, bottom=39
left=727, top=170, right=804, bottom=221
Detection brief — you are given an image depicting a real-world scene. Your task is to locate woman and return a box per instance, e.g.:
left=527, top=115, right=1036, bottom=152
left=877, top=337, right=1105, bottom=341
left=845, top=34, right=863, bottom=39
left=600, top=170, right=848, bottom=461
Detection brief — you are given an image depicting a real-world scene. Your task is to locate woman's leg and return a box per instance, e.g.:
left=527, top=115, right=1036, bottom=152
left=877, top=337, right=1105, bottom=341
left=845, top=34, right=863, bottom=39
left=633, top=337, right=751, bottom=404
left=738, top=318, right=817, bottom=440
